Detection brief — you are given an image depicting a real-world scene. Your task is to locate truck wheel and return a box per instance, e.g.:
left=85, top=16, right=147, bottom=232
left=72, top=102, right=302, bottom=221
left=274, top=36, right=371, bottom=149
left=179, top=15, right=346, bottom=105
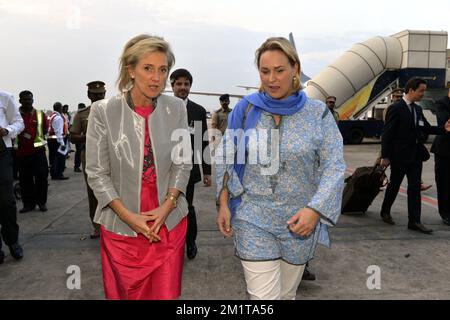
left=349, top=128, right=364, bottom=144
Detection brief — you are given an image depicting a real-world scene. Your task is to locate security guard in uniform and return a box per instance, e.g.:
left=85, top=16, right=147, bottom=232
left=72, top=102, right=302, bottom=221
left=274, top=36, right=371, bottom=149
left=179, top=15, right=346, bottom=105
left=211, top=94, right=232, bottom=136
left=325, top=96, right=340, bottom=122
left=16, top=90, right=49, bottom=213
left=70, top=81, right=106, bottom=239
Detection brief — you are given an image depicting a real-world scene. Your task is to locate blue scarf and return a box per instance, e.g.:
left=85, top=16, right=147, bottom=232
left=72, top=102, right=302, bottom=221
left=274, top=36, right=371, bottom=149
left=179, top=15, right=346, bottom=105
left=226, top=90, right=307, bottom=215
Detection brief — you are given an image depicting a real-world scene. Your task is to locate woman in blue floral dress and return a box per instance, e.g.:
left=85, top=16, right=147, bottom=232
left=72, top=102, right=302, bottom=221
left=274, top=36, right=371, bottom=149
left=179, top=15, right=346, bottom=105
left=215, top=37, right=346, bottom=300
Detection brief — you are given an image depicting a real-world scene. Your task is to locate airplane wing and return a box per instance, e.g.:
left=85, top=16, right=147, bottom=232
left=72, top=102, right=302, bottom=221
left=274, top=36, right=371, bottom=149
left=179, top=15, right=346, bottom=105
left=236, top=85, right=259, bottom=90
left=164, top=90, right=245, bottom=99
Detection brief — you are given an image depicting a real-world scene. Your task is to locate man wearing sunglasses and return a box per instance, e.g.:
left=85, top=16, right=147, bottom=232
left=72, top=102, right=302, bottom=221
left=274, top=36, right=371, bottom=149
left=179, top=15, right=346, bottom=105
left=326, top=96, right=340, bottom=123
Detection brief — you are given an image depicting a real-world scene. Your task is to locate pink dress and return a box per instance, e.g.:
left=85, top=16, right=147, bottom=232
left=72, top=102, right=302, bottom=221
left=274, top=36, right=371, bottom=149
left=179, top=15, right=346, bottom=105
left=100, top=105, right=187, bottom=300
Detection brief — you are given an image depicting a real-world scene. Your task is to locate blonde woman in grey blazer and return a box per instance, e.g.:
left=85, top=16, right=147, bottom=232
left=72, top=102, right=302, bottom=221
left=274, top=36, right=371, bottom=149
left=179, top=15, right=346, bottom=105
left=85, top=35, right=192, bottom=300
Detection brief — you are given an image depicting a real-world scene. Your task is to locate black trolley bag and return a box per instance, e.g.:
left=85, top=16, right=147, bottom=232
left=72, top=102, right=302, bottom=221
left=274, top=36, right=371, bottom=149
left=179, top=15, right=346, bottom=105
left=341, top=164, right=388, bottom=214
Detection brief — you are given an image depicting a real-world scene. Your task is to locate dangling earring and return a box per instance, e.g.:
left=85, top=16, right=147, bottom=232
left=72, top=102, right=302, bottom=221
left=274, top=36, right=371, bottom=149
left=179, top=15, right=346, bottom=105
left=292, top=76, right=298, bottom=88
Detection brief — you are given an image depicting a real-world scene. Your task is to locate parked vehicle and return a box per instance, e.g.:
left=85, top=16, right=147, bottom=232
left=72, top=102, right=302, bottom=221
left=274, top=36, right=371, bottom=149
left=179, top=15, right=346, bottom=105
left=338, top=119, right=384, bottom=144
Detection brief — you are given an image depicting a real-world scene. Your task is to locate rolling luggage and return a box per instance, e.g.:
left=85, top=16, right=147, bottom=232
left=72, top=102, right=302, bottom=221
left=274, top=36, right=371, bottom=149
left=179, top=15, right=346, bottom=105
left=341, top=165, right=388, bottom=214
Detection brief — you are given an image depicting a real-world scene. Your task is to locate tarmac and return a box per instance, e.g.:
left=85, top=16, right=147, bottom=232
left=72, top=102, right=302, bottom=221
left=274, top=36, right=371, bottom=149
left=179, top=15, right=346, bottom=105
left=1, top=140, right=449, bottom=300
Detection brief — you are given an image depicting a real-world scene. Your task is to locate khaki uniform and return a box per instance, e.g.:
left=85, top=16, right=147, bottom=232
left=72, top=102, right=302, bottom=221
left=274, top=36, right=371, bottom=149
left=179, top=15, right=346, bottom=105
left=70, top=107, right=90, bottom=162
left=211, top=108, right=232, bottom=135
left=70, top=106, right=99, bottom=233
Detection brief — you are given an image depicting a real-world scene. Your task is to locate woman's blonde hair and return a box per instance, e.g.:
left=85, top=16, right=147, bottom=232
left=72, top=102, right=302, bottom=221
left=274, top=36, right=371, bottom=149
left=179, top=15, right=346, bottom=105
left=117, top=34, right=175, bottom=92
left=255, top=37, right=302, bottom=91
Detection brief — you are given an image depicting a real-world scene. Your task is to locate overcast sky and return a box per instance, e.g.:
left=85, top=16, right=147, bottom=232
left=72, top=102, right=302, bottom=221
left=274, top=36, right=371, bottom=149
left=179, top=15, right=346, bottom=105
left=1, top=0, right=449, bottom=111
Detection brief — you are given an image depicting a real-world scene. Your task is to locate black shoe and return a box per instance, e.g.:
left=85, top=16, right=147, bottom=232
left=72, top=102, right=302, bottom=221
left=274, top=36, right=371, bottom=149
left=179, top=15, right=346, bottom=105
left=302, top=267, right=316, bottom=281
left=0, top=250, right=4, bottom=265
left=408, top=222, right=433, bottom=234
left=187, top=243, right=197, bottom=260
left=380, top=213, right=395, bottom=225
left=51, top=176, right=69, bottom=180
left=19, top=205, right=35, bottom=213
left=90, top=229, right=101, bottom=239
left=442, top=218, right=450, bottom=226
left=74, top=168, right=82, bottom=173
left=8, top=243, right=23, bottom=260
left=38, top=204, right=48, bottom=212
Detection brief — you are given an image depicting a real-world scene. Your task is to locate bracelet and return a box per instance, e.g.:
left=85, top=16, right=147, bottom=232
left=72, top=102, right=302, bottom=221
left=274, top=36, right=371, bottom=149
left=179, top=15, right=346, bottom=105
left=165, top=191, right=178, bottom=208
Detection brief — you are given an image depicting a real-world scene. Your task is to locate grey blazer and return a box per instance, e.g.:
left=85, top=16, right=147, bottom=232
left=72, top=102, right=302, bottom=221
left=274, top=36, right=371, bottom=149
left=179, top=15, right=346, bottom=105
left=85, top=93, right=192, bottom=237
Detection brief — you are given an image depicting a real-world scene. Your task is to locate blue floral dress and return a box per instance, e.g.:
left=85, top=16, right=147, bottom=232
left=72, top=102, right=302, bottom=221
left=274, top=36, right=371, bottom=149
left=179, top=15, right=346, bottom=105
left=215, top=97, right=346, bottom=265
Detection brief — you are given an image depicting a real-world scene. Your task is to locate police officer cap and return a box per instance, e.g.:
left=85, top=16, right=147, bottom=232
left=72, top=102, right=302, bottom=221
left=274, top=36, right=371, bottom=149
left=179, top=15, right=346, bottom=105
left=87, top=81, right=106, bottom=93
left=392, top=88, right=404, bottom=94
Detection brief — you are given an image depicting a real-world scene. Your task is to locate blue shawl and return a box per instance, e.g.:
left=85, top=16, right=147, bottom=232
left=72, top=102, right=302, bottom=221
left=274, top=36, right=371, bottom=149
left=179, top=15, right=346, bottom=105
left=227, top=90, right=307, bottom=215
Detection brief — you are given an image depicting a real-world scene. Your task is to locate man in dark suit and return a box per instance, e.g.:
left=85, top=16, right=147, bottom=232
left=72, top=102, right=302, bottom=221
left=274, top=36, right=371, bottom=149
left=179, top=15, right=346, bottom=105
left=380, top=77, right=450, bottom=234
left=430, top=87, right=450, bottom=226
left=170, top=68, right=211, bottom=260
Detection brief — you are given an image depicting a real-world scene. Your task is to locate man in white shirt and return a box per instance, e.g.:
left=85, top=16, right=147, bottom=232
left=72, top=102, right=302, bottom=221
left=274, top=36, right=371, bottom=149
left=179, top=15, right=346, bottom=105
left=47, top=102, right=69, bottom=180
left=0, top=90, right=25, bottom=264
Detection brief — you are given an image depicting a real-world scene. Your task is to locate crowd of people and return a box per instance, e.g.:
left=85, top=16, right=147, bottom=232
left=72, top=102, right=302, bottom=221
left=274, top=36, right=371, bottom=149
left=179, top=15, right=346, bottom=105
left=1, top=34, right=449, bottom=301
left=0, top=81, right=106, bottom=262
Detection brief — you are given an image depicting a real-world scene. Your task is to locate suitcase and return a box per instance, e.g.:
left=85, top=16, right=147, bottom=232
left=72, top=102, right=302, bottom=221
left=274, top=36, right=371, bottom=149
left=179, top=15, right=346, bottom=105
left=341, top=165, right=388, bottom=214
